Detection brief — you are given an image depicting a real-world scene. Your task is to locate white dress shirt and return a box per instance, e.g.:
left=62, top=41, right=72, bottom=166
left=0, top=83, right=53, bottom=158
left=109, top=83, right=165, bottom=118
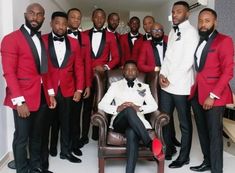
left=98, top=78, right=158, bottom=129
left=160, top=20, right=199, bottom=95
left=130, top=33, right=139, bottom=44
left=52, top=33, right=66, bottom=67
left=92, top=28, right=103, bottom=56
left=156, top=41, right=164, bottom=65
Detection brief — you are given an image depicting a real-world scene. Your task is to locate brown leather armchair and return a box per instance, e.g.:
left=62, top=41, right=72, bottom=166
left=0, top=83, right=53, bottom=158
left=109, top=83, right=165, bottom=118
left=91, top=69, right=169, bottom=173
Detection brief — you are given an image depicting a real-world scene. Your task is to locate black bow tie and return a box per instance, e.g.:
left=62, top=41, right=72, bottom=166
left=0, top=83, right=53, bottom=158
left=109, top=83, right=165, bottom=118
left=153, top=41, right=163, bottom=46
left=130, top=35, right=138, bottom=39
left=173, top=25, right=179, bottom=32
left=93, top=29, right=103, bottom=33
left=53, top=36, right=64, bottom=42
left=30, top=30, right=41, bottom=37
left=127, top=80, right=134, bottom=88
left=146, top=34, right=151, bottom=39
left=68, top=29, right=78, bottom=36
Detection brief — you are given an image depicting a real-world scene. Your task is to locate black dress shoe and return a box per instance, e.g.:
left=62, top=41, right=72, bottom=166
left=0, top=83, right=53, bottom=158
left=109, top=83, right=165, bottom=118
left=49, top=147, right=57, bottom=157
left=190, top=162, right=211, bottom=172
left=7, top=160, right=16, bottom=169
left=172, top=137, right=181, bottom=147
left=169, top=159, right=190, bottom=168
left=60, top=153, right=82, bottom=163
left=73, top=148, right=83, bottom=156
left=78, top=137, right=89, bottom=148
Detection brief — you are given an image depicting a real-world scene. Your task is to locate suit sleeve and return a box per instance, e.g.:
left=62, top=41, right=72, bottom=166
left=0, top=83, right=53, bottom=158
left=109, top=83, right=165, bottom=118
left=212, top=37, right=234, bottom=97
left=106, top=33, right=120, bottom=69
left=137, top=43, right=155, bottom=72
left=74, top=41, right=85, bottom=91
left=1, top=35, right=24, bottom=99
left=98, top=83, right=118, bottom=115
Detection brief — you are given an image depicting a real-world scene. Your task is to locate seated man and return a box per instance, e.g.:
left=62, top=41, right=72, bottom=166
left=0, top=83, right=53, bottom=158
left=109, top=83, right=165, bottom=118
left=98, top=60, right=162, bottom=173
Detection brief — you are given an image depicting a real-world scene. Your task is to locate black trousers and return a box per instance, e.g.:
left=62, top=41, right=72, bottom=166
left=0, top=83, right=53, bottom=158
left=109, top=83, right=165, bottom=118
left=113, top=107, right=151, bottom=173
left=13, top=87, right=47, bottom=173
left=191, top=96, right=224, bottom=173
left=45, top=88, right=72, bottom=156
left=160, top=90, right=192, bottom=161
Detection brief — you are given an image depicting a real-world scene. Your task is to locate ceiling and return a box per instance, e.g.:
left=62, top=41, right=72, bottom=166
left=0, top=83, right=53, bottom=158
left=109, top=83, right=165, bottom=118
left=68, top=0, right=166, bottom=17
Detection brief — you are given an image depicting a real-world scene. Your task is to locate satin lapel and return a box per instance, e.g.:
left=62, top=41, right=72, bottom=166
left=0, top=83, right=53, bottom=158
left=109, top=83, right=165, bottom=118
left=48, top=33, right=60, bottom=68
left=39, top=37, right=48, bottom=74
left=198, top=30, right=218, bottom=72
left=163, top=41, right=167, bottom=58
left=60, top=36, right=71, bottom=68
left=95, top=30, right=106, bottom=58
left=151, top=42, right=161, bottom=66
left=20, top=25, right=40, bottom=73
left=77, top=31, right=82, bottom=45
left=128, top=33, right=134, bottom=52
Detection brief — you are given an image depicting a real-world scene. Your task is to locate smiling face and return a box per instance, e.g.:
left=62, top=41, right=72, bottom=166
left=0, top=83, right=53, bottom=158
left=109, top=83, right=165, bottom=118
left=172, top=4, right=189, bottom=25
left=107, top=13, right=120, bottom=31
left=24, top=3, right=45, bottom=31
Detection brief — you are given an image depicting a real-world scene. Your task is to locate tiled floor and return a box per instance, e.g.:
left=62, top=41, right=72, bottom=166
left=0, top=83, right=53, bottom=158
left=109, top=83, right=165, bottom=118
left=1, top=117, right=235, bottom=173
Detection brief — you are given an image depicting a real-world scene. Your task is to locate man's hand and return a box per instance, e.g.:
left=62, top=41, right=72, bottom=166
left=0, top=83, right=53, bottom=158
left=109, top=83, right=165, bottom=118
left=116, top=102, right=140, bottom=113
left=203, top=96, right=215, bottom=110
left=83, top=87, right=91, bottom=99
left=73, top=91, right=82, bottom=102
left=94, top=65, right=105, bottom=72
left=159, top=74, right=170, bottom=88
left=49, top=96, right=57, bottom=109
left=17, top=103, right=30, bottom=118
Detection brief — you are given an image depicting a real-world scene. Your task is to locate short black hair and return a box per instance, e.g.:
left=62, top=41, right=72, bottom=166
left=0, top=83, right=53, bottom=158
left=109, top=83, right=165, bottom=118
left=67, top=8, right=81, bottom=16
left=51, top=11, right=68, bottom=20
left=92, top=8, right=106, bottom=18
left=173, top=1, right=190, bottom=11
left=129, top=16, right=140, bottom=23
left=199, top=8, right=217, bottom=19
left=124, top=60, right=137, bottom=67
left=108, top=12, right=119, bottom=21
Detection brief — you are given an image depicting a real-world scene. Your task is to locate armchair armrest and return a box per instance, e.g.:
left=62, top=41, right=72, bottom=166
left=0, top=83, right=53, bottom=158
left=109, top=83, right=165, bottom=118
left=149, top=110, right=169, bottom=151
left=91, top=110, right=108, bottom=146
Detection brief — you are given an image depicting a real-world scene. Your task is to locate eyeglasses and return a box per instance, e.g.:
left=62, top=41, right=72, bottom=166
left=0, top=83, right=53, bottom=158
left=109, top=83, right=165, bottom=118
left=151, top=29, right=163, bottom=33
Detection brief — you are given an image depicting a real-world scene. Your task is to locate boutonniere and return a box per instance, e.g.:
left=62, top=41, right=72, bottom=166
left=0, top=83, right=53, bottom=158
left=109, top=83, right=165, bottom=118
left=137, top=83, right=146, bottom=97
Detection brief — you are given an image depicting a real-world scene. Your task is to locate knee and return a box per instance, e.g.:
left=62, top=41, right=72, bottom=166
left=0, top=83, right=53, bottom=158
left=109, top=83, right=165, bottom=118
left=123, top=107, right=136, bottom=115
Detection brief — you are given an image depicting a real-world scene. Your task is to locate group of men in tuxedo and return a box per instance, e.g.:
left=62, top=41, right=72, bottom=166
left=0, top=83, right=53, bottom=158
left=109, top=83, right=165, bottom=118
left=1, top=0, right=234, bottom=173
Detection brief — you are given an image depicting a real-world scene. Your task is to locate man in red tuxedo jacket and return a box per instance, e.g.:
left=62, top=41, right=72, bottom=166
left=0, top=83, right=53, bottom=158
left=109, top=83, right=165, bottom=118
left=189, top=8, right=234, bottom=173
left=120, top=16, right=143, bottom=66
left=1, top=3, right=56, bottom=173
left=41, top=11, right=84, bottom=167
left=63, top=8, right=92, bottom=156
left=132, top=16, right=155, bottom=62
left=83, top=8, right=120, bottom=140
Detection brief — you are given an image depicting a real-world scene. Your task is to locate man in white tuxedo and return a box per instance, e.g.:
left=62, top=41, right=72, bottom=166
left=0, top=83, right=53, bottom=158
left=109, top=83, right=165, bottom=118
left=98, top=60, right=162, bottom=173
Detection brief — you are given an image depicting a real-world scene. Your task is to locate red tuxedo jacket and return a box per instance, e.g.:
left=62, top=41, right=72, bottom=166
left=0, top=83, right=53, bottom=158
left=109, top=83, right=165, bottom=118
left=84, top=29, right=120, bottom=70
left=120, top=33, right=143, bottom=65
left=1, top=26, right=52, bottom=111
left=42, top=33, right=84, bottom=97
left=138, top=36, right=168, bottom=73
left=189, top=31, right=234, bottom=106
left=73, top=31, right=92, bottom=87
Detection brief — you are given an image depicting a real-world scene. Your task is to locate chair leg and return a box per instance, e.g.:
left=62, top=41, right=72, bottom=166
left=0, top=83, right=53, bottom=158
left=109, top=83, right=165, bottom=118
left=157, top=160, right=165, bottom=173
left=99, top=158, right=105, bottom=173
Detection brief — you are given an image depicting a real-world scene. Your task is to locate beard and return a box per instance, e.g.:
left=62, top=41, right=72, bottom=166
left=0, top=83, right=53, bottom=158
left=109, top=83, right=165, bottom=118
left=152, top=34, right=164, bottom=43
left=108, top=24, right=117, bottom=31
left=198, top=25, right=215, bottom=40
left=25, top=16, right=43, bottom=32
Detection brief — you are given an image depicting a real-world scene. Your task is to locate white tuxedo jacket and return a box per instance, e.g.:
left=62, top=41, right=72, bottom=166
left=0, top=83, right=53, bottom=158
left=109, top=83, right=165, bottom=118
left=98, top=78, right=158, bottom=129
